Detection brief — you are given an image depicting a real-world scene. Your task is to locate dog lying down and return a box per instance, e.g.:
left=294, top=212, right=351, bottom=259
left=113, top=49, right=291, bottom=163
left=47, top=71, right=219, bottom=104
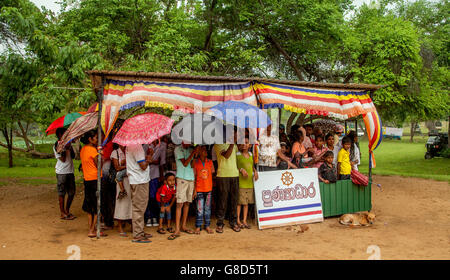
left=339, top=211, right=376, bottom=227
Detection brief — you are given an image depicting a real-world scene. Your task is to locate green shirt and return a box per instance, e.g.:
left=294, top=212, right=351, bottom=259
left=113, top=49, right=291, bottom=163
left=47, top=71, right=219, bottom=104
left=214, top=144, right=238, bottom=178
left=236, top=152, right=254, bottom=189
left=174, top=145, right=195, bottom=181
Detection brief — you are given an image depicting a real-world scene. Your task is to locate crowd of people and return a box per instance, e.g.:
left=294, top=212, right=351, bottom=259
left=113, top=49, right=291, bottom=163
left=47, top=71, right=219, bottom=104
left=53, top=121, right=362, bottom=243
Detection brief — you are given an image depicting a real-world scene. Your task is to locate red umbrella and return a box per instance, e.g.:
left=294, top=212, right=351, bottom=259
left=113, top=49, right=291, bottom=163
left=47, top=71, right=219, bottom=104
left=112, top=113, right=174, bottom=146
left=46, top=112, right=87, bottom=135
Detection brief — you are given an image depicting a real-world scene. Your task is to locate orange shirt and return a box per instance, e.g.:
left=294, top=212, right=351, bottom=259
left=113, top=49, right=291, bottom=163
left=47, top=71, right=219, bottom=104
left=292, top=142, right=308, bottom=158
left=80, top=145, right=101, bottom=181
left=193, top=158, right=214, bottom=192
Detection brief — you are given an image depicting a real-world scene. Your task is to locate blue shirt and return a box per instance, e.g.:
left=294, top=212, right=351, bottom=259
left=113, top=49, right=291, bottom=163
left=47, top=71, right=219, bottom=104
left=174, top=145, right=195, bottom=181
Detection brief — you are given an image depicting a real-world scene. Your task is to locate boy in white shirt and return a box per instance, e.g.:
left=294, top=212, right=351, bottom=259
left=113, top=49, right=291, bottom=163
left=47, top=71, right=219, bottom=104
left=54, top=128, right=76, bottom=220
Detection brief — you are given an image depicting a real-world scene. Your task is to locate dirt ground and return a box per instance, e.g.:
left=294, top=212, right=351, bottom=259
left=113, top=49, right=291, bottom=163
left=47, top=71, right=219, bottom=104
left=0, top=175, right=448, bottom=260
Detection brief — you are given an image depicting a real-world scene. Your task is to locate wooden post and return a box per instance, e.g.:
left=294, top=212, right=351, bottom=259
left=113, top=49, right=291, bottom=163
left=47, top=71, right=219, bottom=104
left=96, top=77, right=105, bottom=239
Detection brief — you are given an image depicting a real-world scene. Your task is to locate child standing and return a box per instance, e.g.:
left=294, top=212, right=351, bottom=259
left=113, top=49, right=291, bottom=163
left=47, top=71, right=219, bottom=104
left=193, top=146, right=215, bottom=234
left=309, top=135, right=328, bottom=168
left=318, top=151, right=337, bottom=183
left=236, top=138, right=258, bottom=229
left=54, top=128, right=76, bottom=220
left=337, top=136, right=352, bottom=180
left=156, top=172, right=177, bottom=234
left=80, top=130, right=106, bottom=238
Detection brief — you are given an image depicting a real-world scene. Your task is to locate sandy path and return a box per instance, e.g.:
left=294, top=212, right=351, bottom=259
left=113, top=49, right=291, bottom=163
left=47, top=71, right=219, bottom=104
left=0, top=175, right=448, bottom=260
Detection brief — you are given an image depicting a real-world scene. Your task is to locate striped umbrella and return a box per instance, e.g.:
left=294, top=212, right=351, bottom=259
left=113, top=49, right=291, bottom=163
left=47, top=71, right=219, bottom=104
left=87, top=102, right=99, bottom=113
left=56, top=112, right=98, bottom=153
left=46, top=112, right=87, bottom=135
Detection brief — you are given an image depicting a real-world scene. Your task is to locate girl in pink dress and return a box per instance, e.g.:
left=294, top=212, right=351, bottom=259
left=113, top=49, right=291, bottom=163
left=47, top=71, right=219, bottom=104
left=309, top=135, right=329, bottom=168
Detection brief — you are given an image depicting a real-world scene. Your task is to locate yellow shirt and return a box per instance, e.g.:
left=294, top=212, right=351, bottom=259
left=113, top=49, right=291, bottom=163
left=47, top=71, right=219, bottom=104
left=337, top=148, right=351, bottom=175
left=214, top=144, right=239, bottom=178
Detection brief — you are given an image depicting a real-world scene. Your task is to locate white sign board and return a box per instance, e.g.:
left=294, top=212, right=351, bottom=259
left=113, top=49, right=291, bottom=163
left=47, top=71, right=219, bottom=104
left=383, top=127, right=403, bottom=137
left=254, top=168, right=324, bottom=229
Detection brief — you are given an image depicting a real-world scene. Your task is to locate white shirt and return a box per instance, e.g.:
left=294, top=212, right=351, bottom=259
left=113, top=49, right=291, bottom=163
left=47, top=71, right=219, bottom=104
left=126, top=145, right=150, bottom=185
left=258, top=133, right=281, bottom=167
left=110, top=148, right=126, bottom=163
left=53, top=145, right=74, bottom=174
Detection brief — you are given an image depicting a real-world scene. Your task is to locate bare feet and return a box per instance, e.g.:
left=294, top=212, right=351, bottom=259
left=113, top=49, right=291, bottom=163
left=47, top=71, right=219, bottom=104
left=205, top=227, right=214, bottom=234
left=194, top=227, right=201, bottom=235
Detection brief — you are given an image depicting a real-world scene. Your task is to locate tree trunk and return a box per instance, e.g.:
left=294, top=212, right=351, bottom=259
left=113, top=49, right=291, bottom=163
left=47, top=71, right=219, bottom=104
left=265, top=34, right=304, bottom=81
left=17, top=121, right=35, bottom=151
left=286, top=112, right=297, bottom=134
left=425, top=120, right=436, bottom=134
left=295, top=113, right=307, bottom=126
left=410, top=121, right=416, bottom=143
left=203, top=0, right=217, bottom=52
left=2, top=125, right=13, bottom=168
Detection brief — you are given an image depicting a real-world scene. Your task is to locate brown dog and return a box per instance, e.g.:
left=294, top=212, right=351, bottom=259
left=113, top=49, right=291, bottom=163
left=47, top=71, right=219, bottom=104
left=339, top=211, right=376, bottom=227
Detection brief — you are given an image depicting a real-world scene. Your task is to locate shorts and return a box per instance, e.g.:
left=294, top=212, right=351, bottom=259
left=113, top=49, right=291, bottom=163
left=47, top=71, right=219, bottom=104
left=56, top=173, right=76, bottom=196
left=115, top=169, right=127, bottom=182
left=176, top=178, right=194, bottom=203
left=238, top=188, right=255, bottom=205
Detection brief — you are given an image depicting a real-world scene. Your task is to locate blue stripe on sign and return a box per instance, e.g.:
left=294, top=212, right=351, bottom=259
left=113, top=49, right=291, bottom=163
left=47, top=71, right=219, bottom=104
left=258, top=203, right=322, bottom=214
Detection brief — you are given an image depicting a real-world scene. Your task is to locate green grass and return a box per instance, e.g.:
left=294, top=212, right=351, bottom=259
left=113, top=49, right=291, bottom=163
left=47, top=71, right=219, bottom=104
left=0, top=143, right=83, bottom=185
left=358, top=138, right=450, bottom=182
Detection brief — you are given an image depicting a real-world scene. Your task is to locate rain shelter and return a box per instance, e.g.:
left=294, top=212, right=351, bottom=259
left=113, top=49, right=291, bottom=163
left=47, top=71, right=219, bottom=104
left=87, top=70, right=384, bottom=237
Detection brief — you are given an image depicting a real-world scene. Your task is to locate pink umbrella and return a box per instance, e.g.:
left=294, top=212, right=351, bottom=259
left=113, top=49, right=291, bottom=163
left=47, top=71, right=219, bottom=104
left=112, top=113, right=174, bottom=146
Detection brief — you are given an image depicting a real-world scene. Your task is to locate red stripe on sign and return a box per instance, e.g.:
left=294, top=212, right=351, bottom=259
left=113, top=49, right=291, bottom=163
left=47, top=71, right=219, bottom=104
left=259, top=210, right=322, bottom=222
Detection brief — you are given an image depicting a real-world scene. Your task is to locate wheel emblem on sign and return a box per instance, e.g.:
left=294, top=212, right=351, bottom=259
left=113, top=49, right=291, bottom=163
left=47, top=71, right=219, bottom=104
left=281, top=171, right=294, bottom=186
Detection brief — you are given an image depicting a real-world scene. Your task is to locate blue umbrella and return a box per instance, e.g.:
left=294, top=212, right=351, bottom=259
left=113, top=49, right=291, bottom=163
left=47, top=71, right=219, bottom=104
left=208, top=100, right=271, bottom=128
left=171, top=113, right=228, bottom=145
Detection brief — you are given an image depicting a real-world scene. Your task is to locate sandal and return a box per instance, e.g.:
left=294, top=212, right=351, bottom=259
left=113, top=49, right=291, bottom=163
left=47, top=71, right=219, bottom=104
left=242, top=223, right=251, bottom=229
left=194, top=228, right=201, bottom=235
left=132, top=238, right=151, bottom=243
left=205, top=228, right=214, bottom=234
left=157, top=228, right=166, bottom=234
left=66, top=213, right=76, bottom=220
left=144, top=233, right=153, bottom=238
left=88, top=231, right=107, bottom=238
left=182, top=228, right=194, bottom=234
left=231, top=225, right=241, bottom=232
left=216, top=226, right=224, bottom=234
left=167, top=227, right=175, bottom=233
left=168, top=234, right=180, bottom=240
